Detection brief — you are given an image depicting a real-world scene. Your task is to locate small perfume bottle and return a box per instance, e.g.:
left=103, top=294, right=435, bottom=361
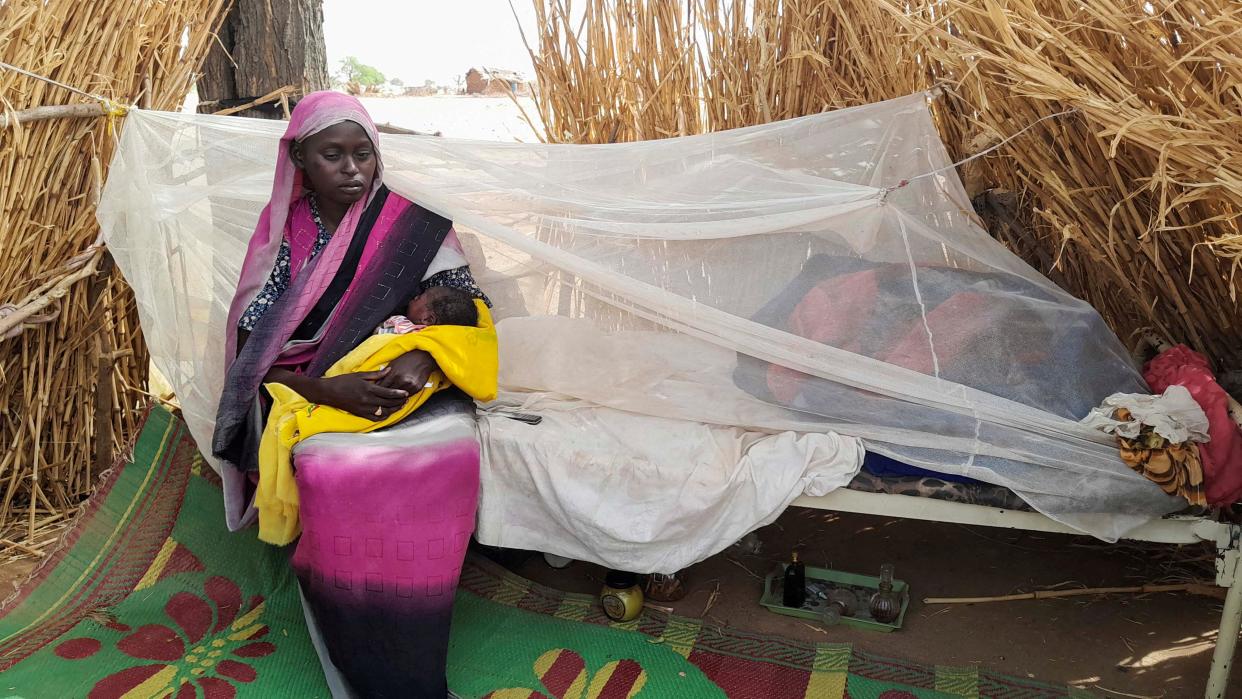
left=869, top=563, right=901, bottom=624
left=782, top=552, right=806, bottom=608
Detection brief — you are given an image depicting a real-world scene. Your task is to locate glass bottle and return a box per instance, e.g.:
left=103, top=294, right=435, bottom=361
left=821, top=588, right=857, bottom=625
left=782, top=552, right=806, bottom=608
left=869, top=563, right=901, bottom=624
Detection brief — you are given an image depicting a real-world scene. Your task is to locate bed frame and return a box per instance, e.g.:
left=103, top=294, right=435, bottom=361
left=791, top=489, right=1242, bottom=698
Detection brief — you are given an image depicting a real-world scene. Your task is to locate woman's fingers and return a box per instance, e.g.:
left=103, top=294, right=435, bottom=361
left=375, top=369, right=429, bottom=393
left=366, top=383, right=408, bottom=406
left=354, top=407, right=382, bottom=420
left=353, top=399, right=396, bottom=420
left=358, top=367, right=390, bottom=382
left=386, top=376, right=421, bottom=394
left=377, top=373, right=410, bottom=391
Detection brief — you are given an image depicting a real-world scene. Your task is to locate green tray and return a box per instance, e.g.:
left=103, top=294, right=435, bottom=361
left=760, top=564, right=910, bottom=632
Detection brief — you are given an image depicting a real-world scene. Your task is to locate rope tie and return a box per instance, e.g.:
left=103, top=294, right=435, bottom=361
left=101, top=99, right=129, bottom=136
left=880, top=107, right=1080, bottom=199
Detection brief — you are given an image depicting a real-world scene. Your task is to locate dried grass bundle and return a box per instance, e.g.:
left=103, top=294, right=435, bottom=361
left=0, top=0, right=227, bottom=552
left=886, top=0, right=1242, bottom=371
left=526, top=0, right=1242, bottom=372
left=526, top=0, right=922, bottom=141
left=524, top=0, right=703, bottom=143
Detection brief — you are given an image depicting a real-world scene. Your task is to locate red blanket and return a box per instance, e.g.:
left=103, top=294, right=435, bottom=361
left=1145, top=345, right=1242, bottom=505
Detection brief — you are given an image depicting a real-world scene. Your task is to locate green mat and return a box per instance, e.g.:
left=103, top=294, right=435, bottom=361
left=0, top=408, right=1092, bottom=698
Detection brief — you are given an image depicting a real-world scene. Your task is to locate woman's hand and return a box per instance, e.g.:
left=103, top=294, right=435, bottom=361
left=269, top=366, right=408, bottom=420
left=378, top=350, right=438, bottom=395
left=315, top=369, right=410, bottom=420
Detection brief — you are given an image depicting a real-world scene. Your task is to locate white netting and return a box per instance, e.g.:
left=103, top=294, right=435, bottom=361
left=98, top=92, right=1179, bottom=542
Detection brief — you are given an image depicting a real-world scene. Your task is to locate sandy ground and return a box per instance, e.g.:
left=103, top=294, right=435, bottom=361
left=357, top=95, right=543, bottom=142
left=180, top=92, right=544, bottom=142
left=0, top=558, right=37, bottom=592
left=494, top=507, right=1236, bottom=699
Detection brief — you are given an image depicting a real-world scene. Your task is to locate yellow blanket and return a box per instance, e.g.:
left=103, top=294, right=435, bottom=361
left=256, top=300, right=497, bottom=545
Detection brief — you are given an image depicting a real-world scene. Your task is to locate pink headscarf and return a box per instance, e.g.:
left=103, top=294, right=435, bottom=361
left=224, top=91, right=385, bottom=362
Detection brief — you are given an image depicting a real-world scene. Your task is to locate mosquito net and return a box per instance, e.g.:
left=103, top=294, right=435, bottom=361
left=98, top=91, right=1180, bottom=542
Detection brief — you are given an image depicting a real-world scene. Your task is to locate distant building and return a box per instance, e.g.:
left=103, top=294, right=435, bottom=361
left=464, top=67, right=530, bottom=96
left=376, top=82, right=403, bottom=97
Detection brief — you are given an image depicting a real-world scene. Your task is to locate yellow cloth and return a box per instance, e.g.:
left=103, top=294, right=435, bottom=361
left=256, top=300, right=497, bottom=545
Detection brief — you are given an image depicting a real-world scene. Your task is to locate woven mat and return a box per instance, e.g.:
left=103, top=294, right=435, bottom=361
left=454, top=558, right=1093, bottom=699
left=0, top=408, right=1091, bottom=698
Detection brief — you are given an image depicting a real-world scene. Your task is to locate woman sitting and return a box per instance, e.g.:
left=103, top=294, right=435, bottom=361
left=213, top=91, right=489, bottom=699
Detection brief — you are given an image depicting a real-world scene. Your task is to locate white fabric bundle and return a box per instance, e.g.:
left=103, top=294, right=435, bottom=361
left=1082, top=386, right=1211, bottom=444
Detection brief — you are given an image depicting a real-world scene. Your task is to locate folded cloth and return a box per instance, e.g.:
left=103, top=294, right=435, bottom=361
left=257, top=300, right=497, bottom=544
left=1113, top=406, right=1207, bottom=507
left=1145, top=345, right=1242, bottom=506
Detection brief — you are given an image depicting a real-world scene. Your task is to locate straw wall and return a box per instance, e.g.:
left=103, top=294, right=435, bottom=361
left=0, top=0, right=227, bottom=548
left=526, top=0, right=1242, bottom=374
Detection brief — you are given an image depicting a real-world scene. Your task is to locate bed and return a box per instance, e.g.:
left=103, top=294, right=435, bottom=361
left=472, top=397, right=1240, bottom=699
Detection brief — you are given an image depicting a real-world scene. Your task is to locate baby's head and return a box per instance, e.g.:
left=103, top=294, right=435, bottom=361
left=405, top=287, right=479, bottom=327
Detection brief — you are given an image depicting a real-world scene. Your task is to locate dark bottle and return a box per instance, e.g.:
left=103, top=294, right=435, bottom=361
left=869, top=563, right=901, bottom=624
left=782, top=552, right=806, bottom=608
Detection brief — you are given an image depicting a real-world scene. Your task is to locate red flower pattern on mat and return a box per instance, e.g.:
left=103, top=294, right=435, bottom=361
left=56, top=576, right=275, bottom=699
left=483, top=648, right=647, bottom=699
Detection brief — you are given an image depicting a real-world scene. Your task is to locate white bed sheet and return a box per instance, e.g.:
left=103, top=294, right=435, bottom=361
left=476, top=401, right=863, bottom=574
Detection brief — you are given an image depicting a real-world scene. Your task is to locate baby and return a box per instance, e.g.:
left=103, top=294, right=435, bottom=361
left=374, top=286, right=479, bottom=335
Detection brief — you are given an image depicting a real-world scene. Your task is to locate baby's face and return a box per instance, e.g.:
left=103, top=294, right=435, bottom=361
left=405, top=293, right=438, bottom=325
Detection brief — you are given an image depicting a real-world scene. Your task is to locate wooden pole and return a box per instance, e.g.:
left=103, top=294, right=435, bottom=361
left=87, top=252, right=116, bottom=483
left=211, top=85, right=298, bottom=117
left=375, top=122, right=440, bottom=137
left=924, top=582, right=1224, bottom=604
left=0, top=103, right=107, bottom=129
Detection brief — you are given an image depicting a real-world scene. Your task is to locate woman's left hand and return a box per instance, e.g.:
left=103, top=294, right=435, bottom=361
left=379, top=349, right=438, bottom=394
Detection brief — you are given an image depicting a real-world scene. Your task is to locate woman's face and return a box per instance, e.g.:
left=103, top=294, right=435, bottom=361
left=293, top=121, right=377, bottom=207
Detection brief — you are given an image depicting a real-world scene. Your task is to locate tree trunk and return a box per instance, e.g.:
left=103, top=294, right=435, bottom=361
left=197, top=0, right=330, bottom=119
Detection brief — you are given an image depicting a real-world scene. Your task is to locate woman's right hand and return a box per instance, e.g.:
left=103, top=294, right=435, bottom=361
left=314, top=368, right=409, bottom=420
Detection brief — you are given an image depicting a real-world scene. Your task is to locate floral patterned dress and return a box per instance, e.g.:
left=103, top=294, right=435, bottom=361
left=238, top=194, right=489, bottom=334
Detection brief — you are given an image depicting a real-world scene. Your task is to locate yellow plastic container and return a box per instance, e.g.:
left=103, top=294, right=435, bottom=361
left=600, top=571, right=644, bottom=622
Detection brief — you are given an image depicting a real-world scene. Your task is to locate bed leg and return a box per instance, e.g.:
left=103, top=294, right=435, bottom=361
left=1206, top=524, right=1242, bottom=699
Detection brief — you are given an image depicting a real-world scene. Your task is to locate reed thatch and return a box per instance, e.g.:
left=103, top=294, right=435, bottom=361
left=0, top=0, right=228, bottom=553
left=525, top=0, right=1242, bottom=375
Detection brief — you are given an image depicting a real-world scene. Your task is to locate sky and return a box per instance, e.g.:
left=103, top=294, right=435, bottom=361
left=322, top=0, right=541, bottom=87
